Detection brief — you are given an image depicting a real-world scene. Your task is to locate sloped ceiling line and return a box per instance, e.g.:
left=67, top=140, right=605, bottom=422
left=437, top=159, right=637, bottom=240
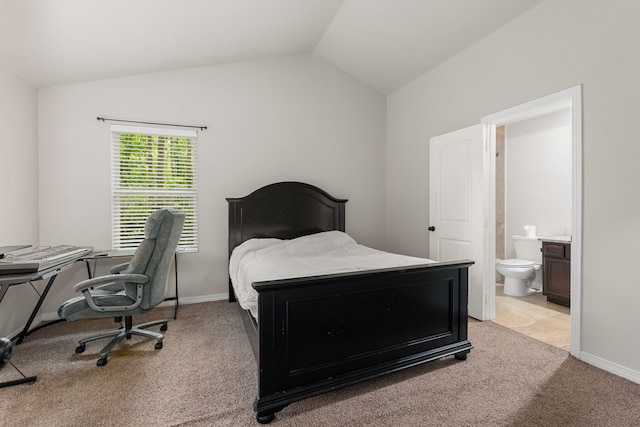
left=0, top=0, right=543, bottom=94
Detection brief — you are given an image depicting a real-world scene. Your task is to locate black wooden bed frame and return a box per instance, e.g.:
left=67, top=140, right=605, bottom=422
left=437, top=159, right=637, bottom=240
left=227, top=182, right=473, bottom=424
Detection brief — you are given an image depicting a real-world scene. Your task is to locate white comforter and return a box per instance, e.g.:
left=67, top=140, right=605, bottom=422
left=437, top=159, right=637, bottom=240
left=229, top=230, right=433, bottom=317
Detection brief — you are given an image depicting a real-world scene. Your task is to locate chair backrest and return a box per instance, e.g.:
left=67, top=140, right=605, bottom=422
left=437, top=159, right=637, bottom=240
left=123, top=208, right=185, bottom=309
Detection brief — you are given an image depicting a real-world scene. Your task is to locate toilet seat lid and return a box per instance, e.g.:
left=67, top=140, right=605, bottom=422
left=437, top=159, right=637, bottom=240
left=497, top=259, right=536, bottom=267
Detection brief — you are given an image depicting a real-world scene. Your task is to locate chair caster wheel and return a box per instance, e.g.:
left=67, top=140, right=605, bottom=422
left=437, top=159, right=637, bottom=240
left=160, top=323, right=168, bottom=332
left=97, top=357, right=108, bottom=367
left=75, top=345, right=86, bottom=353
left=155, top=342, right=163, bottom=350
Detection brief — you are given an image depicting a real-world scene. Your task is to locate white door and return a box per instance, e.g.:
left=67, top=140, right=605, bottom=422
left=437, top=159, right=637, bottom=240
left=429, top=124, right=485, bottom=320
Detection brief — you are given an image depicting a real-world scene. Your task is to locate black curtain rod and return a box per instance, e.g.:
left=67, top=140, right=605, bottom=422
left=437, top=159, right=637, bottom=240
left=97, top=116, right=207, bottom=131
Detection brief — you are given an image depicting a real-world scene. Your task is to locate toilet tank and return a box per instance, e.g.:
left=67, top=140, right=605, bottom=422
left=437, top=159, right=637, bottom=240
left=512, top=235, right=542, bottom=264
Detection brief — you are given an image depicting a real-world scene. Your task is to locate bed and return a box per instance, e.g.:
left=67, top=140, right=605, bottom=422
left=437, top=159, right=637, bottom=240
left=227, top=182, right=473, bottom=424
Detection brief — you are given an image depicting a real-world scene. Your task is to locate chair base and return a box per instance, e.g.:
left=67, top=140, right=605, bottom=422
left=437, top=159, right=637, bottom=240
left=75, top=315, right=167, bottom=366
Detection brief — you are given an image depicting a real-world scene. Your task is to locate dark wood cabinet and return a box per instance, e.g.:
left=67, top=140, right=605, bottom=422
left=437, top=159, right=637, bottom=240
left=542, top=241, right=571, bottom=306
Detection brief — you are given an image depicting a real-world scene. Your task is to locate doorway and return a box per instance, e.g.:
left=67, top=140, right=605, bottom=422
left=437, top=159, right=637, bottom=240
left=492, top=114, right=571, bottom=351
left=482, top=86, right=582, bottom=357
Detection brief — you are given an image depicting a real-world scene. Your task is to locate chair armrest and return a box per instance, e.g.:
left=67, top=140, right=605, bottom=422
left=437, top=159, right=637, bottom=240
left=73, top=274, right=148, bottom=293
left=75, top=273, right=149, bottom=313
left=110, top=262, right=130, bottom=274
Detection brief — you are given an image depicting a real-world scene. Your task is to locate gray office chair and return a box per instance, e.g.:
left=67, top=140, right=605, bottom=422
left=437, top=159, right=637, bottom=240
left=58, top=208, right=185, bottom=366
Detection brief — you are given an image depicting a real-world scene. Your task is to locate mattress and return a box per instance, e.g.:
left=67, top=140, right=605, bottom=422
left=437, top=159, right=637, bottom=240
left=229, top=230, right=434, bottom=318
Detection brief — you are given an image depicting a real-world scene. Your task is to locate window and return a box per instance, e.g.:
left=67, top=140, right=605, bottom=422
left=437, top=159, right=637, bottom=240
left=111, top=125, right=198, bottom=252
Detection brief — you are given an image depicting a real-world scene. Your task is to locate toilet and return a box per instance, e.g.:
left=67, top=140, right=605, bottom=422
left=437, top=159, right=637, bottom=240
left=496, top=235, right=542, bottom=296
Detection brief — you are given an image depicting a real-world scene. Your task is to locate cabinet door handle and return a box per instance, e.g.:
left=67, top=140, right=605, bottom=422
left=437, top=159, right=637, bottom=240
left=428, top=226, right=436, bottom=231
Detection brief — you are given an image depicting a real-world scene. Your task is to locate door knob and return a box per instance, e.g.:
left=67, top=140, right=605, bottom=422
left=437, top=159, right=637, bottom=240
left=428, top=226, right=436, bottom=231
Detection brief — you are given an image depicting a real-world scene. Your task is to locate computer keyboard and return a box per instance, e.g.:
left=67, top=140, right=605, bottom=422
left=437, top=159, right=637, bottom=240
left=0, top=245, right=93, bottom=275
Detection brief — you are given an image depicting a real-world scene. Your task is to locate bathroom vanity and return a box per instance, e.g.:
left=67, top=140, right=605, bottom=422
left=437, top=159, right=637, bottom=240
left=541, top=238, right=571, bottom=307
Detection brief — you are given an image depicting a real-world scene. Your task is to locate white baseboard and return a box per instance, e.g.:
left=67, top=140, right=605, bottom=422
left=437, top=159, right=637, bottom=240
left=580, top=351, right=640, bottom=385
left=40, top=293, right=230, bottom=322
left=41, top=313, right=60, bottom=322
left=8, top=324, right=33, bottom=340
left=168, top=293, right=228, bottom=305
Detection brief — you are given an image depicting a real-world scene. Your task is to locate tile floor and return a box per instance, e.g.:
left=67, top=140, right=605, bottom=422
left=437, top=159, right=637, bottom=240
left=493, top=284, right=570, bottom=351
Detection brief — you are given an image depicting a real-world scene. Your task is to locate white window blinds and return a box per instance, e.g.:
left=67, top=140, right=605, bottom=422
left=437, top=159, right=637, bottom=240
left=111, top=125, right=198, bottom=252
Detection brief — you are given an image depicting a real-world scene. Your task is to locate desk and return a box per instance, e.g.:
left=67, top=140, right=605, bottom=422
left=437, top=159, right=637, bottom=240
left=0, top=256, right=83, bottom=388
left=0, top=258, right=82, bottom=345
left=81, top=250, right=180, bottom=319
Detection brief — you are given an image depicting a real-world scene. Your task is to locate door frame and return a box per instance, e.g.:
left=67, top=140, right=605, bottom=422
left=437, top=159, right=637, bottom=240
left=481, top=85, right=582, bottom=358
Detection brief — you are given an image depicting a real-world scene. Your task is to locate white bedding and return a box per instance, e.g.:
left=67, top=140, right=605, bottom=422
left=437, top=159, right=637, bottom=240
left=229, top=230, right=434, bottom=318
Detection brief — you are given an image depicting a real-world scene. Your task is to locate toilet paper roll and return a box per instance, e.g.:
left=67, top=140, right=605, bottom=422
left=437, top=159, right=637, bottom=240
left=524, top=225, right=536, bottom=238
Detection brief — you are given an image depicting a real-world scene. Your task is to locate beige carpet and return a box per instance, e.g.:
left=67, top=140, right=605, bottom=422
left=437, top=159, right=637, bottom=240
left=1, top=301, right=639, bottom=426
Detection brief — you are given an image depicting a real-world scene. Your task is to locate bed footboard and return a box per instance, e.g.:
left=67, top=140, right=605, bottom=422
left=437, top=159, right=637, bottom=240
left=252, top=260, right=473, bottom=423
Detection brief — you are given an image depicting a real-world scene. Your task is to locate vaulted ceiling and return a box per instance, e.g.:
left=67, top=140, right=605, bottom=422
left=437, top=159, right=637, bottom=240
left=0, top=0, right=542, bottom=93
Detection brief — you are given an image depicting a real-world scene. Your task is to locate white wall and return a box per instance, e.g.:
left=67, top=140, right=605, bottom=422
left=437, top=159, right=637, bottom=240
left=504, top=108, right=571, bottom=258
left=387, top=0, right=640, bottom=375
left=0, top=64, right=39, bottom=337
left=36, top=54, right=387, bottom=315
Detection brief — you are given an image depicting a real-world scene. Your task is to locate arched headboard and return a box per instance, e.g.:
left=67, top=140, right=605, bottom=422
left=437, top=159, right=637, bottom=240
left=226, top=182, right=348, bottom=257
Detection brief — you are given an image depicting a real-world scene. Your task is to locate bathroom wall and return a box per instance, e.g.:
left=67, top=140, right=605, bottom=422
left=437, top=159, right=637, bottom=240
left=504, top=108, right=571, bottom=260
